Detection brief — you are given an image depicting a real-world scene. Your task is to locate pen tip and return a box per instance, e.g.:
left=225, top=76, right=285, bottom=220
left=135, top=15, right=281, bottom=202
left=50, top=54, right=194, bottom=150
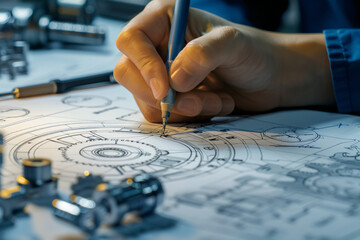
left=161, top=118, right=168, bottom=137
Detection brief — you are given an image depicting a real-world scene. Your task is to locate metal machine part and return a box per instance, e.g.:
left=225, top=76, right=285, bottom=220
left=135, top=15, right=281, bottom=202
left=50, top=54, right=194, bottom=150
left=22, top=158, right=53, bottom=185
left=48, top=0, right=97, bottom=24
left=0, top=186, right=28, bottom=225
left=53, top=173, right=164, bottom=232
left=96, top=0, right=150, bottom=21
left=0, top=158, right=59, bottom=225
left=52, top=196, right=101, bottom=233
left=0, top=40, right=28, bottom=79
left=11, top=5, right=105, bottom=48
left=71, top=171, right=105, bottom=198
left=93, top=174, right=164, bottom=225
left=0, top=9, right=29, bottom=80
left=16, top=158, right=58, bottom=205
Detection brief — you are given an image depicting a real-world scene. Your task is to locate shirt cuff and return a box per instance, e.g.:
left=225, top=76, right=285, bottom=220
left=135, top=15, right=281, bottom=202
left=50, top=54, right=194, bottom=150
left=324, top=29, right=360, bottom=113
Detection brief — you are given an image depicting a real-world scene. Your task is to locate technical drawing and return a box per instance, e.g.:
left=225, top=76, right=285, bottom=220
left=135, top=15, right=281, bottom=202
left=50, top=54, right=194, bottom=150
left=0, top=107, right=30, bottom=121
left=262, top=127, right=320, bottom=145
left=61, top=95, right=112, bottom=108
left=2, top=85, right=360, bottom=240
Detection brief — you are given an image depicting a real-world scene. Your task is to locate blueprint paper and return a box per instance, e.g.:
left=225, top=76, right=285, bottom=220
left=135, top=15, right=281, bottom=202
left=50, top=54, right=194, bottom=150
left=1, top=84, right=360, bottom=240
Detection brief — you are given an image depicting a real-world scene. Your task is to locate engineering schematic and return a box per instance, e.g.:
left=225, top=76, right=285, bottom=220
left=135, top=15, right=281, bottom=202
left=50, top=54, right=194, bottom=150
left=1, top=85, right=360, bottom=240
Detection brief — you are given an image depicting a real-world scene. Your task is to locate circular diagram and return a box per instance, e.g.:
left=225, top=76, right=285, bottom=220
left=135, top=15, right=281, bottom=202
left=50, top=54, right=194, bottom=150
left=0, top=107, right=30, bottom=121
left=7, top=122, right=244, bottom=181
left=62, top=96, right=111, bottom=108
left=263, top=127, right=319, bottom=145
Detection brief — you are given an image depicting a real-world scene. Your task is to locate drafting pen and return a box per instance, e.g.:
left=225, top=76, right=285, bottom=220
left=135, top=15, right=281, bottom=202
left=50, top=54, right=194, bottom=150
left=161, top=0, right=190, bottom=136
left=0, top=71, right=115, bottom=99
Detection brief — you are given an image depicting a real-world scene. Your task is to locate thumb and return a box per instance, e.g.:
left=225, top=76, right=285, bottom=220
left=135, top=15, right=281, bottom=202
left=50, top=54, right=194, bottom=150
left=169, top=26, right=242, bottom=92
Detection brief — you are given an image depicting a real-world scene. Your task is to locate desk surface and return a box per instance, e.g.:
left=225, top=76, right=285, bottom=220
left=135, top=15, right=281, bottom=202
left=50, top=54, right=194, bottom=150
left=1, top=17, right=360, bottom=240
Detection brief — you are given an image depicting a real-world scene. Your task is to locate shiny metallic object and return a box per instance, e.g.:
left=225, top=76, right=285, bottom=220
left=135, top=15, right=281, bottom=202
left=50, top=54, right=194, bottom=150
left=52, top=196, right=101, bottom=233
left=17, top=158, right=58, bottom=205
left=71, top=171, right=104, bottom=198
left=12, top=4, right=106, bottom=48
left=48, top=0, right=97, bottom=24
left=0, top=186, right=27, bottom=226
left=93, top=173, right=164, bottom=225
left=0, top=40, right=28, bottom=80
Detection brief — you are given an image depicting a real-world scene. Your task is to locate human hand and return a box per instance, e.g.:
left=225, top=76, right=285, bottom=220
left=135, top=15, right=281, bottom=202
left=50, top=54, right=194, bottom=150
left=114, top=0, right=335, bottom=122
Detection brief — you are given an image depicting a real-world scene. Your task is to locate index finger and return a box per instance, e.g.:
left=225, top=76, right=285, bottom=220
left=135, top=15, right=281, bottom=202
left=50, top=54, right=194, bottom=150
left=116, top=0, right=175, bottom=100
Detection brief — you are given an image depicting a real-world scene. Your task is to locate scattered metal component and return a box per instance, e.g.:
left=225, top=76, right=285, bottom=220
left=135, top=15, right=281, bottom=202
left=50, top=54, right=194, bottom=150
left=71, top=171, right=105, bottom=198
left=0, top=158, right=58, bottom=225
left=52, top=196, right=101, bottom=233
left=53, top=173, right=164, bottom=233
left=97, top=0, right=150, bottom=21
left=16, top=158, right=58, bottom=205
left=48, top=0, right=97, bottom=24
left=12, top=5, right=105, bottom=48
left=0, top=40, right=28, bottom=80
left=0, top=185, right=28, bottom=226
left=0, top=152, right=164, bottom=232
left=93, top=173, right=164, bottom=226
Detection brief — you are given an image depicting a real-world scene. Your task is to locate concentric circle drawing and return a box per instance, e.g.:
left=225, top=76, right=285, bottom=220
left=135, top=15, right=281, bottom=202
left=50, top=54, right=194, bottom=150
left=62, top=96, right=111, bottom=108
left=64, top=139, right=164, bottom=167
left=0, top=107, right=30, bottom=121
left=263, top=127, right=319, bottom=145
left=7, top=122, right=246, bottom=181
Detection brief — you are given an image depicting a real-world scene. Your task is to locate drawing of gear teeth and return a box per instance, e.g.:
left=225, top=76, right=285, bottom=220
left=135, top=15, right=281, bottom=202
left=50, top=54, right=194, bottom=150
left=6, top=121, right=249, bottom=182
left=278, top=162, right=360, bottom=202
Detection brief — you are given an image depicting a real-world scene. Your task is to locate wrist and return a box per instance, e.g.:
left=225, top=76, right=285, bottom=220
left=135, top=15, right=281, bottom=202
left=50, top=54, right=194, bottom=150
left=274, top=33, right=336, bottom=108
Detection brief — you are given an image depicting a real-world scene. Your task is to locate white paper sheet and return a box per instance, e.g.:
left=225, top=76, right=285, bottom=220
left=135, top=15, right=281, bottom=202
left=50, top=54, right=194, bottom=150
left=1, top=84, right=360, bottom=240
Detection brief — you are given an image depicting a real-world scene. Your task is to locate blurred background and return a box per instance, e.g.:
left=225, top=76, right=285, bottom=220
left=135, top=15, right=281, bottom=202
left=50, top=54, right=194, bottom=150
left=0, top=0, right=150, bottom=91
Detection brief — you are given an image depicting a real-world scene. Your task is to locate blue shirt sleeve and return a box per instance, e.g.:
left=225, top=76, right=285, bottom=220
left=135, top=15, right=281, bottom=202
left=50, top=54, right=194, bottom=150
left=324, top=29, right=360, bottom=113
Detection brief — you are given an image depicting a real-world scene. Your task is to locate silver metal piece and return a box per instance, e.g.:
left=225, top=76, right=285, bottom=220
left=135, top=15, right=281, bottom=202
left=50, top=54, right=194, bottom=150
left=17, top=158, right=58, bottom=206
left=52, top=197, right=101, bottom=233
left=93, top=173, right=164, bottom=226
left=0, top=40, right=28, bottom=80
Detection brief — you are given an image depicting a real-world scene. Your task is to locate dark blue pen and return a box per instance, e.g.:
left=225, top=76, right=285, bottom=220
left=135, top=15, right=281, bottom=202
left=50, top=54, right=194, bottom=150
left=161, top=0, right=190, bottom=135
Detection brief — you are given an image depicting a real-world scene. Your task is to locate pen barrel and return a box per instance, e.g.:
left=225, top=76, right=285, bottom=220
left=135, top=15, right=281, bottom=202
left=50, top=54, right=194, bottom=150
left=166, top=0, right=190, bottom=62
left=13, top=82, right=57, bottom=98
left=54, top=71, right=113, bottom=93
left=47, top=21, right=106, bottom=45
left=161, top=87, right=176, bottom=105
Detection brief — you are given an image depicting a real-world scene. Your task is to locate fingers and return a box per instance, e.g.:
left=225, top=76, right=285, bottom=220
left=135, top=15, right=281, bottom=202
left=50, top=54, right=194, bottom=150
left=170, top=26, right=243, bottom=92
left=114, top=55, right=235, bottom=122
left=135, top=98, right=218, bottom=123
left=116, top=1, right=173, bottom=100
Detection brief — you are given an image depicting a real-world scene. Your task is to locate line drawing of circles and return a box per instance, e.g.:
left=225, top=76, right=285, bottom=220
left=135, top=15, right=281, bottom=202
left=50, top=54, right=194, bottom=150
left=8, top=123, right=241, bottom=180
left=0, top=107, right=30, bottom=120
left=263, top=127, right=319, bottom=145
left=65, top=140, right=161, bottom=167
left=304, top=174, right=360, bottom=199
left=62, top=96, right=111, bottom=108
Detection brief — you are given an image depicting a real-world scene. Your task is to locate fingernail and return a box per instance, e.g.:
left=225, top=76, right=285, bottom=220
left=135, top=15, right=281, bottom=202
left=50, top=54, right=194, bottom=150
left=177, top=97, right=198, bottom=115
left=149, top=78, right=161, bottom=99
left=171, top=68, right=192, bottom=91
